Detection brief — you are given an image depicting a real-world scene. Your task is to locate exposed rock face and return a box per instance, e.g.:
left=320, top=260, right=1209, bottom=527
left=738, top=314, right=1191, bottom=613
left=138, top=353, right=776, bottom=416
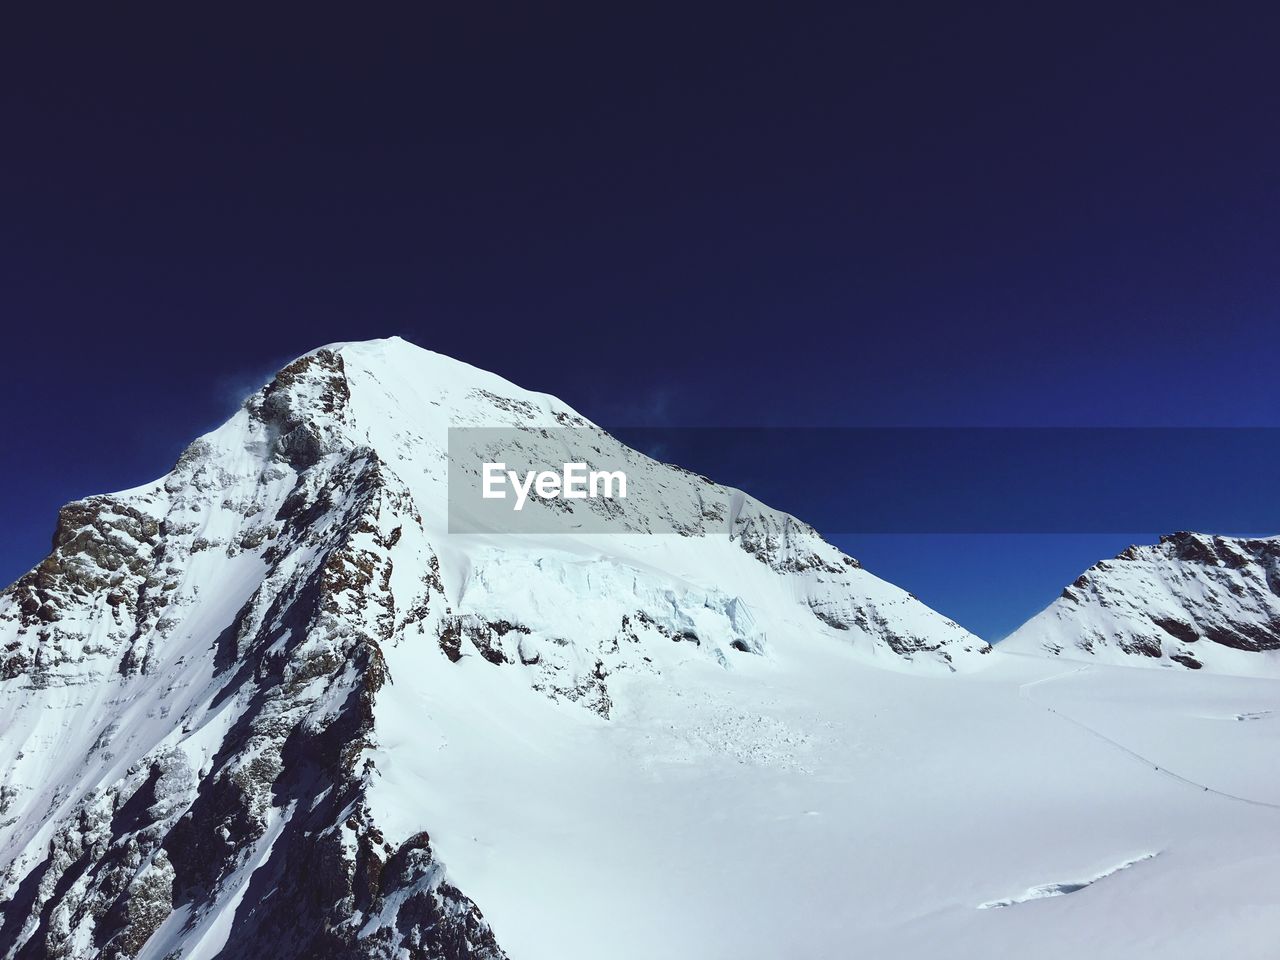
left=0, top=337, right=986, bottom=958
left=1002, top=532, right=1280, bottom=673
left=0, top=349, right=503, bottom=959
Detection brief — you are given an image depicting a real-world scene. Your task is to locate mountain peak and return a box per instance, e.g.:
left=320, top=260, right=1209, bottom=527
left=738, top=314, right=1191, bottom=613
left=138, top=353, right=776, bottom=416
left=1003, top=532, right=1280, bottom=675
left=0, top=339, right=987, bottom=958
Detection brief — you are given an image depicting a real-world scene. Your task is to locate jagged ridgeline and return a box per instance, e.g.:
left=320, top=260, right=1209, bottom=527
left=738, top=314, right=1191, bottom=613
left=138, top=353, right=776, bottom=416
left=1004, top=532, right=1280, bottom=674
left=0, top=338, right=986, bottom=959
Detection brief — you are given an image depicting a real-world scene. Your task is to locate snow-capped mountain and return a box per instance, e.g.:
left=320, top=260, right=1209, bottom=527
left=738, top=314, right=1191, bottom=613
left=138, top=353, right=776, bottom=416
left=0, top=337, right=989, bottom=959
left=1002, top=532, right=1280, bottom=676
left=5, top=339, right=1280, bottom=960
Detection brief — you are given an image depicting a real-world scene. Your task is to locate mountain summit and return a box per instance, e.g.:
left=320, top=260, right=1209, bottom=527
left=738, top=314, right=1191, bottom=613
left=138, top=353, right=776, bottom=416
left=0, top=338, right=987, bottom=959
left=1002, top=531, right=1280, bottom=676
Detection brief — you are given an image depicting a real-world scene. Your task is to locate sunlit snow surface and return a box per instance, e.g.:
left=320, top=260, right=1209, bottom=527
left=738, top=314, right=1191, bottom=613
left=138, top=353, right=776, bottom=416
left=369, top=642, right=1280, bottom=960
left=2, top=338, right=1278, bottom=959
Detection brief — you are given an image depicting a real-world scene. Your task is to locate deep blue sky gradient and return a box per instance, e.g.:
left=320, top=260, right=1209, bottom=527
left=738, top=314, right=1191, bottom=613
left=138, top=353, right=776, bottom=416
left=3, top=5, right=1280, bottom=639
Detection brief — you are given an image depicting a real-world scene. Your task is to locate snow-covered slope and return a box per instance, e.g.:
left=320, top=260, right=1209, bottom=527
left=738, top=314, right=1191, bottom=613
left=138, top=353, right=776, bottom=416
left=1002, top=532, right=1280, bottom=676
left=0, top=337, right=990, bottom=959
left=4, top=340, right=1280, bottom=959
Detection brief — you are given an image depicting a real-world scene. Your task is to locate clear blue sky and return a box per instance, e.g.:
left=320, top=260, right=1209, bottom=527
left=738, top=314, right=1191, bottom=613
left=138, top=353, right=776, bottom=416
left=830, top=534, right=1151, bottom=641
left=3, top=6, right=1279, bottom=640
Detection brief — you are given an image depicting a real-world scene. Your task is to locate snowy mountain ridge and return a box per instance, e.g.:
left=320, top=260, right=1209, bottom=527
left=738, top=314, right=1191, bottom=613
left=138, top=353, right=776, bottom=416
left=0, top=337, right=988, bottom=959
left=1002, top=531, right=1280, bottom=676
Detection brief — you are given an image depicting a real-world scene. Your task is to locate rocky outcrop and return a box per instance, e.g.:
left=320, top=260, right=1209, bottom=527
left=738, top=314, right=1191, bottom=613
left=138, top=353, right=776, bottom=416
left=0, top=347, right=503, bottom=959
left=1004, top=532, right=1280, bottom=672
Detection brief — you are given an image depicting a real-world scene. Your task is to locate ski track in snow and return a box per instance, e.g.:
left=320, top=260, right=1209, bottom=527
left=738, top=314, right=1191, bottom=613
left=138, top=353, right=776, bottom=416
left=1019, top=666, right=1280, bottom=812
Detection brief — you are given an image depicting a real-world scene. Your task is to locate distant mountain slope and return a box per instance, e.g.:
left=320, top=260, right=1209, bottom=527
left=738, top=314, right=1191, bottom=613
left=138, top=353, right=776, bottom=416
left=0, top=337, right=986, bottom=959
left=1002, top=532, right=1280, bottom=675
